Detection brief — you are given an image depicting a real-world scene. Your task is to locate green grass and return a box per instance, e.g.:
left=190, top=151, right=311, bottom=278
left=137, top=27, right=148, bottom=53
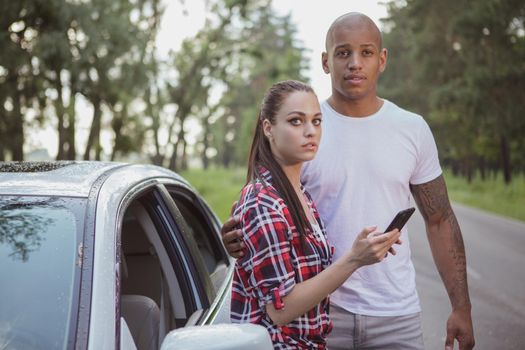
left=444, top=169, right=525, bottom=222
left=181, top=167, right=525, bottom=223
left=180, top=167, right=246, bottom=222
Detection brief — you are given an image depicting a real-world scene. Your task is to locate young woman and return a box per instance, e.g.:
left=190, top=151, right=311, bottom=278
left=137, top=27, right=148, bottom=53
left=230, top=80, right=400, bottom=349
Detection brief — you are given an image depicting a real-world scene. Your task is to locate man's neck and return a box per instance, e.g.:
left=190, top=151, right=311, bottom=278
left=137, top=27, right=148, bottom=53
left=327, top=95, right=384, bottom=118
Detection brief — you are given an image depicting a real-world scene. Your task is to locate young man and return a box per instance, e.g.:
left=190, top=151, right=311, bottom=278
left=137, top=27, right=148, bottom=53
left=222, top=12, right=475, bottom=350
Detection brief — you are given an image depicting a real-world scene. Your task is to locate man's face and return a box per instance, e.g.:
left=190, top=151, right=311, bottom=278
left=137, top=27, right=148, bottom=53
left=322, top=22, right=387, bottom=102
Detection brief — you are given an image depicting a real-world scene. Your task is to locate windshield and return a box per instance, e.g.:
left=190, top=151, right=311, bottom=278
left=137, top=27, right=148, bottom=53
left=0, top=196, right=86, bottom=350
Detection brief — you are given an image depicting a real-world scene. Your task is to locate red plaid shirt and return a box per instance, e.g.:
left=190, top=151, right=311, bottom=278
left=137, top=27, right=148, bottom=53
left=231, top=169, right=333, bottom=349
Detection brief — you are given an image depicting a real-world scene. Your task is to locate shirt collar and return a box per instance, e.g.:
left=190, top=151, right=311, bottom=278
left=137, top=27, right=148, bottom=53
left=258, top=166, right=273, bottom=185
left=258, top=165, right=305, bottom=192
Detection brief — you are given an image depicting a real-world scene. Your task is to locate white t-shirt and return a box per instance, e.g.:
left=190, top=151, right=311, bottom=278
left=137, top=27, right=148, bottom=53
left=301, top=99, right=442, bottom=316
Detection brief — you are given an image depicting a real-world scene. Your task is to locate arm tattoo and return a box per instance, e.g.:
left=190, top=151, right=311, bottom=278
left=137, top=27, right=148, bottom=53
left=411, top=175, right=470, bottom=308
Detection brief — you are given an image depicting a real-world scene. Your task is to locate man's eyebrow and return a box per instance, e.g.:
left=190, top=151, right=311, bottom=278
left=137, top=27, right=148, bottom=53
left=333, top=44, right=350, bottom=51
left=333, top=43, right=378, bottom=50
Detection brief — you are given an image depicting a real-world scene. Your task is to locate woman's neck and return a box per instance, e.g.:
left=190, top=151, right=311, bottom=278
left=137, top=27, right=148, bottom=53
left=279, top=162, right=303, bottom=191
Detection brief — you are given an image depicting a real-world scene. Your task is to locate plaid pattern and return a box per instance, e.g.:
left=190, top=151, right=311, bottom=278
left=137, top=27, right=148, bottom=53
left=231, top=168, right=333, bottom=349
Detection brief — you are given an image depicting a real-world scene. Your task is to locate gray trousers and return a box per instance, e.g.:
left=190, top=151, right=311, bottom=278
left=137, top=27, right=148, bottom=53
left=327, top=303, right=425, bottom=350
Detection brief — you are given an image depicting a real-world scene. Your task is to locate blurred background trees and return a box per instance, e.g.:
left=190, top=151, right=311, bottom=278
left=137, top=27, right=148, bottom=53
left=379, top=0, right=525, bottom=183
left=0, top=0, right=308, bottom=169
left=0, top=0, right=524, bottom=183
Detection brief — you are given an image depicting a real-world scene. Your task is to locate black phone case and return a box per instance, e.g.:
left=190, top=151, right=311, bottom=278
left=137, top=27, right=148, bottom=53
left=384, top=207, right=416, bottom=232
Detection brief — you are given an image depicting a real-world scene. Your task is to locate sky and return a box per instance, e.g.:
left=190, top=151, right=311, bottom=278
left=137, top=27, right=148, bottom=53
left=156, top=1, right=390, bottom=101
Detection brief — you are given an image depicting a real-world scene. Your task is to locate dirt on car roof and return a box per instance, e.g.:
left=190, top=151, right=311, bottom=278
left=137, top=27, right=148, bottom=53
left=0, top=161, right=76, bottom=173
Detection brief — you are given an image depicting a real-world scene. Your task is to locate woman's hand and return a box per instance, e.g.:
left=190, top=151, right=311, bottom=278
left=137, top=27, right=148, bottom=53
left=345, top=226, right=402, bottom=267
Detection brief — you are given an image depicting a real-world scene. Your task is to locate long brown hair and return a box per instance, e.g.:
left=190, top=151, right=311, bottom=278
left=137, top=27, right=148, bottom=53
left=247, top=80, right=316, bottom=240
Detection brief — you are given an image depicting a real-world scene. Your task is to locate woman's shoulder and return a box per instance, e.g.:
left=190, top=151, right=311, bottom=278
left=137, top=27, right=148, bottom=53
left=234, top=180, right=286, bottom=217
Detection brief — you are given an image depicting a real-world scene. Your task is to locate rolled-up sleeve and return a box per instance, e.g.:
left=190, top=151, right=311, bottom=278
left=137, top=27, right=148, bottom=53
left=238, top=203, right=296, bottom=307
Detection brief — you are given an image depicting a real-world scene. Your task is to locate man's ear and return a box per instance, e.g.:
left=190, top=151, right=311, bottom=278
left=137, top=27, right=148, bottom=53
left=322, top=52, right=330, bottom=74
left=379, top=48, right=388, bottom=73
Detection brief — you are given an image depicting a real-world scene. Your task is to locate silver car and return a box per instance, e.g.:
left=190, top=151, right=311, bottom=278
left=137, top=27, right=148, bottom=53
left=0, top=162, right=271, bottom=350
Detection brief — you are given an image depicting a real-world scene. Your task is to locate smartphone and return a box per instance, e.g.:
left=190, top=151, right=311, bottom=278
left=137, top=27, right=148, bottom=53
left=384, top=207, right=416, bottom=233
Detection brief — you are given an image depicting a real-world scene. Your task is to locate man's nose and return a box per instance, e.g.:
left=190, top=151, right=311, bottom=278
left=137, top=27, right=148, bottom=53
left=348, top=54, right=362, bottom=69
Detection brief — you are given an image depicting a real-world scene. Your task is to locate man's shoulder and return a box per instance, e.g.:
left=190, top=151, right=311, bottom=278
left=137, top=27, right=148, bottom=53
left=383, top=99, right=423, bottom=120
left=381, top=99, right=429, bottom=128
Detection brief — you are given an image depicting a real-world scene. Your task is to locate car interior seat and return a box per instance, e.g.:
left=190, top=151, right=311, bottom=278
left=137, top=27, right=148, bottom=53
left=121, top=215, right=162, bottom=305
left=121, top=294, right=160, bottom=350
left=120, top=214, right=162, bottom=350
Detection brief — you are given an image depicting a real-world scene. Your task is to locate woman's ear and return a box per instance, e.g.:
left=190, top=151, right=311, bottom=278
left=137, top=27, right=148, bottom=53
left=262, top=119, right=273, bottom=140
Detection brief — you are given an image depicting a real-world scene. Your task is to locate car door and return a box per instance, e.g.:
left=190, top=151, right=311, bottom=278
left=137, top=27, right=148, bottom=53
left=117, top=182, right=231, bottom=350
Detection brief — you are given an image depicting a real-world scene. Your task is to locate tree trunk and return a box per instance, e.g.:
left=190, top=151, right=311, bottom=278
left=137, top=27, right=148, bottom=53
left=55, top=68, right=66, bottom=160
left=84, top=96, right=102, bottom=160
left=201, top=117, right=211, bottom=169
left=65, top=91, right=77, bottom=160
left=111, top=106, right=126, bottom=161
left=168, top=109, right=189, bottom=171
left=11, top=88, right=24, bottom=161
left=169, top=139, right=179, bottom=171
left=479, top=156, right=486, bottom=181
left=0, top=106, right=6, bottom=161
left=181, top=138, right=188, bottom=170
left=499, top=133, right=512, bottom=184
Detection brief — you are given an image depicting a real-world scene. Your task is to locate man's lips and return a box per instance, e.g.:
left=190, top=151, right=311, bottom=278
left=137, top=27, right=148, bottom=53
left=344, top=75, right=366, bottom=84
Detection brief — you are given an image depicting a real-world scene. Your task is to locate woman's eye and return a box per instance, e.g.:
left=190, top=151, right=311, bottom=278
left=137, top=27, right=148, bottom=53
left=313, top=119, right=322, bottom=126
left=289, top=118, right=302, bottom=125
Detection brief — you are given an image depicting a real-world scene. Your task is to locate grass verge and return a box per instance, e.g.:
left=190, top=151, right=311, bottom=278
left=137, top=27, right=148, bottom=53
left=181, top=167, right=525, bottom=223
left=444, top=169, right=525, bottom=222
left=180, top=167, right=246, bottom=222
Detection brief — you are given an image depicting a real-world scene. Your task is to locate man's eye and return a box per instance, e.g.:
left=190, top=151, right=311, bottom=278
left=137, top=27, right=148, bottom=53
left=337, top=51, right=350, bottom=57
left=362, top=50, right=373, bottom=56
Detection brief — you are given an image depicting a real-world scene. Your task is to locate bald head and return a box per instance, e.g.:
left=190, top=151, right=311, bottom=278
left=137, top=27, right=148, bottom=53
left=325, top=12, right=382, bottom=51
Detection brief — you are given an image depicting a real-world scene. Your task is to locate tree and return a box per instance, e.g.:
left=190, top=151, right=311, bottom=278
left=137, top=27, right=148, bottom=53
left=380, top=0, right=525, bottom=183
left=205, top=3, right=309, bottom=168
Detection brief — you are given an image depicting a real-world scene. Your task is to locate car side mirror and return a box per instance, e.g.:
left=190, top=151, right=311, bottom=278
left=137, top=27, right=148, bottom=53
left=160, top=323, right=273, bottom=350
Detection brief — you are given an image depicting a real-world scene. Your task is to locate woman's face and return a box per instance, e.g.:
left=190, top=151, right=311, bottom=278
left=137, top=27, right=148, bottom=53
left=263, top=91, right=322, bottom=166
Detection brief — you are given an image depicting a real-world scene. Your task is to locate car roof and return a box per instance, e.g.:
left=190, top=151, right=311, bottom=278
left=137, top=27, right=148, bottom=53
left=0, top=161, right=188, bottom=198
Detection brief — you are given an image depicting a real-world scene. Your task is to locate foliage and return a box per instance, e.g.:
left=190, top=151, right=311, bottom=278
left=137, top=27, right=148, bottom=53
left=0, top=0, right=164, bottom=161
left=180, top=166, right=246, bottom=222
left=379, top=0, right=525, bottom=184
left=0, top=0, right=308, bottom=170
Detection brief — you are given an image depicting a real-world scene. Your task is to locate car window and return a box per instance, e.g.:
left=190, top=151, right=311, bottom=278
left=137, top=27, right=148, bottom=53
left=0, top=196, right=86, bottom=350
left=166, top=187, right=229, bottom=291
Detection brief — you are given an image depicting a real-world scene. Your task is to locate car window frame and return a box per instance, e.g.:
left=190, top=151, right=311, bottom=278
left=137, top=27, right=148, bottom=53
left=154, top=185, right=216, bottom=307
left=165, top=185, right=230, bottom=267
left=163, top=184, right=235, bottom=325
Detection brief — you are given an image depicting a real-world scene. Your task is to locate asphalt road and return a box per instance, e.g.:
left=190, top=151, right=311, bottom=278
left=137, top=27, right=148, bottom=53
left=409, top=203, right=525, bottom=350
